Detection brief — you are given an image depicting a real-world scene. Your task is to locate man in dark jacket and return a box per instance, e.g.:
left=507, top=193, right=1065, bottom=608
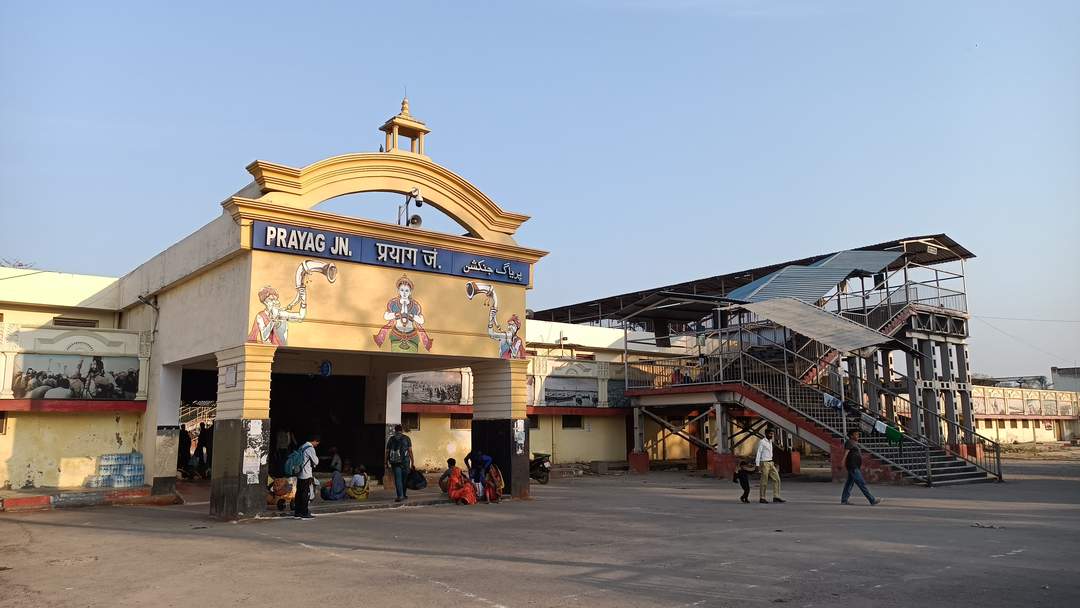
left=384, top=425, right=414, bottom=502
left=841, top=429, right=883, bottom=505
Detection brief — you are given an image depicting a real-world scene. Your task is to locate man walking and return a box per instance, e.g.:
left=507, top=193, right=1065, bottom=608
left=755, top=428, right=785, bottom=504
left=385, top=425, right=414, bottom=502
left=294, top=434, right=320, bottom=519
left=841, top=429, right=882, bottom=505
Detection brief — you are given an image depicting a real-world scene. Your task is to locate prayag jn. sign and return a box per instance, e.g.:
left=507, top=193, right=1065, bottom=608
left=251, top=221, right=529, bottom=285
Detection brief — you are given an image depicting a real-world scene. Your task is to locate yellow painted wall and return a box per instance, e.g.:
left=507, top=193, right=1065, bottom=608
left=976, top=418, right=1064, bottom=443
left=644, top=418, right=692, bottom=461
left=529, top=414, right=627, bottom=463
left=0, top=268, right=119, bottom=311
left=409, top=413, right=627, bottom=467
left=0, top=304, right=116, bottom=329
left=405, top=415, right=473, bottom=471
left=0, top=412, right=142, bottom=489
left=249, top=250, right=527, bottom=359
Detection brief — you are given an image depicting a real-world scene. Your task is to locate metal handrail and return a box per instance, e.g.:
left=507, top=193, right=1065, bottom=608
left=861, top=361, right=1003, bottom=481
left=744, top=324, right=1002, bottom=481
left=628, top=323, right=1003, bottom=483
left=736, top=350, right=933, bottom=484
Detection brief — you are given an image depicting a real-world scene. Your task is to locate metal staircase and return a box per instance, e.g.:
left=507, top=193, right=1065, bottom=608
left=738, top=348, right=998, bottom=485
left=629, top=318, right=1003, bottom=486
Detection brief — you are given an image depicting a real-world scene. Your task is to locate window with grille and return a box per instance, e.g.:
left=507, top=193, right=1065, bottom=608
left=562, top=415, right=583, bottom=429
left=450, top=414, right=472, bottom=430
left=52, top=317, right=98, bottom=328
left=527, top=414, right=539, bottom=429
left=402, top=412, right=420, bottom=432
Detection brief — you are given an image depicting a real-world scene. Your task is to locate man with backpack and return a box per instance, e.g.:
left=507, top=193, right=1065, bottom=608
left=384, top=425, right=414, bottom=502
left=288, top=434, right=320, bottom=519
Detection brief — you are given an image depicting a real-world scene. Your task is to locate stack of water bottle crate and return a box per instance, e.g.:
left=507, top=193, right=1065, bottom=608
left=85, top=452, right=145, bottom=488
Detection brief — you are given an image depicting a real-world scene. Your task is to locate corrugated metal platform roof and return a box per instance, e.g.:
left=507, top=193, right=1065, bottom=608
left=810, top=250, right=903, bottom=274
left=741, top=298, right=896, bottom=356
left=726, top=266, right=854, bottom=303
left=535, top=234, right=972, bottom=324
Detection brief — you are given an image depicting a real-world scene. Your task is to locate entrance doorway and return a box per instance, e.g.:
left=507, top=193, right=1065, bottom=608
left=267, top=374, right=383, bottom=478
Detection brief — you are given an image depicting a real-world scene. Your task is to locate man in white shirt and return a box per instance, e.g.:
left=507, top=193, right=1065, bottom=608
left=294, top=434, right=320, bottom=519
left=755, top=428, right=785, bottom=504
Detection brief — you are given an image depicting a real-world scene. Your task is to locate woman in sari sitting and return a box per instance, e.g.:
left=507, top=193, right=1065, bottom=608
left=345, top=465, right=369, bottom=501
left=483, top=463, right=505, bottom=503
left=446, top=460, right=478, bottom=505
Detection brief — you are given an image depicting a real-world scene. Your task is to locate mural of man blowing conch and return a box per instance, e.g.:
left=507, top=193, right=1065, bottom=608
left=248, top=260, right=338, bottom=346
left=12, top=354, right=140, bottom=400
left=373, top=274, right=433, bottom=353
left=465, top=281, right=525, bottom=359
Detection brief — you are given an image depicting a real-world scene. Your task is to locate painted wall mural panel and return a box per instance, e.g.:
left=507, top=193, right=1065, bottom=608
left=249, top=250, right=527, bottom=359
left=12, top=354, right=140, bottom=400
left=543, top=376, right=599, bottom=407
left=401, top=371, right=463, bottom=404
left=373, top=275, right=432, bottom=352
left=464, top=281, right=524, bottom=359
left=248, top=260, right=338, bottom=346
left=607, top=379, right=629, bottom=408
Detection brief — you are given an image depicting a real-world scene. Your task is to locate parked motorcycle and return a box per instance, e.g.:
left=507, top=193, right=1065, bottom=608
left=530, top=453, right=552, bottom=484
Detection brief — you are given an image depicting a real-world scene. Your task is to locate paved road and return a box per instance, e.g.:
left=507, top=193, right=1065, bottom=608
left=2, top=461, right=1078, bottom=607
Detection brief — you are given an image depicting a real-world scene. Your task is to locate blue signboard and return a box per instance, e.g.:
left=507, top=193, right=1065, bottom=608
left=251, top=221, right=529, bottom=285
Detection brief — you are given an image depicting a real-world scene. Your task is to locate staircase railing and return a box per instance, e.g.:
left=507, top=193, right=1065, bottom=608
left=627, top=323, right=1003, bottom=483
left=754, top=327, right=1003, bottom=482
left=859, top=360, right=1003, bottom=481
left=735, top=350, right=934, bottom=483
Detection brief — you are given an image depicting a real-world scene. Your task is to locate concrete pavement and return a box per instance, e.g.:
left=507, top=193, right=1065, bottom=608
left=1, top=460, right=1078, bottom=607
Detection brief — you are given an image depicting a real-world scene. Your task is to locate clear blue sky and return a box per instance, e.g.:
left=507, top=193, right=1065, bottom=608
left=2, top=1, right=1077, bottom=377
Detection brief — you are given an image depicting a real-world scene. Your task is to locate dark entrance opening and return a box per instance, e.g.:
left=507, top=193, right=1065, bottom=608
left=267, top=373, right=384, bottom=479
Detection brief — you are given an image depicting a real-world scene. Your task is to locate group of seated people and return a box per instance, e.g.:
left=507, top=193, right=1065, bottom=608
left=267, top=457, right=370, bottom=508
left=438, top=450, right=504, bottom=505
left=267, top=446, right=506, bottom=508
left=319, top=462, right=370, bottom=501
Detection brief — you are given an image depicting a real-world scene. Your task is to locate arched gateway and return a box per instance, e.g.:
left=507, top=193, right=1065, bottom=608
left=124, top=101, right=546, bottom=519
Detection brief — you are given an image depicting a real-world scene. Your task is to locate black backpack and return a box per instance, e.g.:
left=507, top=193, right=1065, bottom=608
left=387, top=435, right=407, bottom=465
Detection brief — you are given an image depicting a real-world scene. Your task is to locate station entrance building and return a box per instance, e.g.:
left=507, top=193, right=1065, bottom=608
left=0, top=101, right=546, bottom=518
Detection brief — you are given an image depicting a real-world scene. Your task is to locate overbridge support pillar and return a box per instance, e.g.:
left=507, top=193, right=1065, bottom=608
left=955, top=344, right=975, bottom=445
left=629, top=405, right=649, bottom=473
left=939, top=341, right=958, bottom=445
left=904, top=348, right=923, bottom=438
left=709, top=403, right=736, bottom=479
left=864, top=354, right=881, bottom=417
left=918, top=338, right=941, bottom=444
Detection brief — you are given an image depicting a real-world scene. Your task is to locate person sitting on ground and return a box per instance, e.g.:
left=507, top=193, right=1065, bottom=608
left=345, top=465, right=369, bottom=501
left=483, top=462, right=505, bottom=503
left=446, top=459, right=478, bottom=505
left=439, top=458, right=457, bottom=493
left=320, top=469, right=348, bottom=501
